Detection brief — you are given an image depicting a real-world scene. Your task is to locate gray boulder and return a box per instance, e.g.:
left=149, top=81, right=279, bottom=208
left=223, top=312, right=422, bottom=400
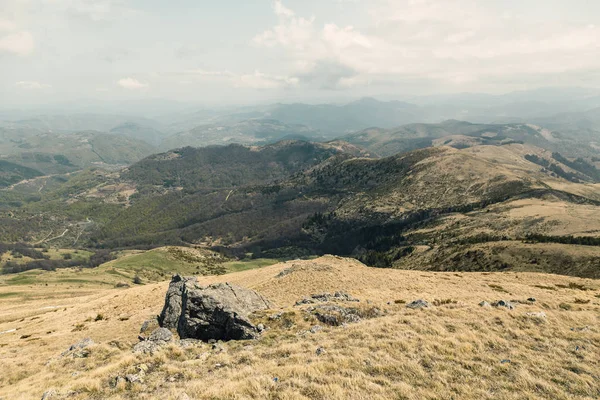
left=493, top=300, right=515, bottom=310
left=159, top=276, right=272, bottom=341
left=159, top=275, right=198, bottom=330
left=406, top=299, right=430, bottom=309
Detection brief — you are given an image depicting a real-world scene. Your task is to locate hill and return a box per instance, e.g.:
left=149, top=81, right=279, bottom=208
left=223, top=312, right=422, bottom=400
left=0, top=255, right=598, bottom=399
left=0, top=160, right=43, bottom=188
left=0, top=130, right=157, bottom=176
left=343, top=120, right=600, bottom=159
left=110, top=122, right=166, bottom=146
left=4, top=140, right=600, bottom=278
left=160, top=119, right=323, bottom=150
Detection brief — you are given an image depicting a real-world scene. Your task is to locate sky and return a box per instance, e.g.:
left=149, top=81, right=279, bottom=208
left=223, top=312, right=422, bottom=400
left=1, top=0, right=600, bottom=108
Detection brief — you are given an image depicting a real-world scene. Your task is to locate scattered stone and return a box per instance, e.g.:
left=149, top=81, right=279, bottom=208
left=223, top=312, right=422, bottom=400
left=61, top=338, right=94, bottom=358
left=406, top=299, right=430, bottom=309
left=310, top=325, right=323, bottom=334
left=211, top=342, right=226, bottom=352
left=500, top=359, right=511, bottom=364
left=295, top=292, right=359, bottom=306
left=125, top=374, right=142, bottom=384
left=311, top=304, right=362, bottom=326
left=41, top=390, right=56, bottom=400
left=140, top=318, right=160, bottom=335
left=479, top=301, right=491, bottom=307
left=571, top=326, right=590, bottom=332
left=527, top=297, right=536, bottom=302
left=257, top=324, right=265, bottom=332
left=316, top=346, right=326, bottom=356
left=159, top=276, right=272, bottom=341
left=110, top=376, right=126, bottom=388
left=268, top=312, right=282, bottom=320
left=133, top=327, right=174, bottom=354
left=148, top=327, right=173, bottom=342
left=492, top=300, right=515, bottom=310
left=525, top=311, right=546, bottom=318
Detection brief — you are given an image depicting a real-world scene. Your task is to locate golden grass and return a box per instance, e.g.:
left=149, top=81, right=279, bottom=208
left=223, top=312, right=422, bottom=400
left=0, top=256, right=599, bottom=399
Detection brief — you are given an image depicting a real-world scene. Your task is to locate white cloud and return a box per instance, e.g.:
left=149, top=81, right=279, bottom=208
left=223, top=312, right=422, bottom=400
left=183, top=68, right=298, bottom=90
left=117, top=77, right=148, bottom=89
left=273, top=0, right=294, bottom=18
left=0, top=30, right=34, bottom=56
left=0, top=20, right=17, bottom=32
left=235, top=71, right=299, bottom=89
left=15, top=81, right=51, bottom=89
left=252, top=0, right=600, bottom=91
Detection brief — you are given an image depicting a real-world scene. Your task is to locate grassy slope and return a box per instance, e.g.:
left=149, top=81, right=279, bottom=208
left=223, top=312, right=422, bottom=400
left=0, top=256, right=598, bottom=399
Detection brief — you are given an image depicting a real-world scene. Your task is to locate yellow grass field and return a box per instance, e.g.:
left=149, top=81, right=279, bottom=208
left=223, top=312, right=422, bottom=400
left=1, top=256, right=599, bottom=399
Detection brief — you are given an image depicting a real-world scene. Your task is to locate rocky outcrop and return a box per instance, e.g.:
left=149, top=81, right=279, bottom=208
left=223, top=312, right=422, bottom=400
left=158, top=275, right=272, bottom=341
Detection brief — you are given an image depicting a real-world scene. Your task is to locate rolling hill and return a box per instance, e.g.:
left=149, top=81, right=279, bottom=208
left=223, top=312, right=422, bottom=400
left=160, top=119, right=323, bottom=150
left=4, top=140, right=600, bottom=278
left=342, top=120, right=600, bottom=159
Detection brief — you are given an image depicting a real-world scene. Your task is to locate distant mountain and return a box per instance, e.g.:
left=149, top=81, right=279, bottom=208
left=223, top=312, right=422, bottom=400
left=342, top=120, right=600, bottom=158
left=110, top=122, right=166, bottom=146
left=0, top=113, right=161, bottom=133
left=160, top=119, right=323, bottom=150
left=262, top=98, right=421, bottom=135
left=0, top=130, right=157, bottom=175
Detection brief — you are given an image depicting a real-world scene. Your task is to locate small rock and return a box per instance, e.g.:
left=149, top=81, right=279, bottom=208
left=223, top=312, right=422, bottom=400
left=125, top=374, right=142, bottom=384
left=41, top=390, right=56, bottom=400
left=492, top=300, right=515, bottom=310
left=500, top=359, right=511, bottom=364
left=479, top=301, right=491, bottom=307
left=525, top=311, right=546, bottom=318
left=148, top=328, right=173, bottom=342
left=140, top=318, right=159, bottom=334
left=177, top=393, right=191, bottom=400
left=310, top=325, right=323, bottom=334
left=295, top=292, right=359, bottom=306
left=115, top=282, right=130, bottom=288
left=212, top=342, right=226, bottom=352
left=138, top=364, right=149, bottom=373
left=268, top=312, right=282, bottom=320
left=406, top=299, right=430, bottom=309
left=527, top=297, right=536, bottom=302
left=61, top=338, right=94, bottom=358
left=316, top=347, right=326, bottom=356
left=257, top=323, right=265, bottom=332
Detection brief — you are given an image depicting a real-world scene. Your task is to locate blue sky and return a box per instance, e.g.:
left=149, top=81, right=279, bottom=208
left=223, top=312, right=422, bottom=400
left=1, top=0, right=600, bottom=107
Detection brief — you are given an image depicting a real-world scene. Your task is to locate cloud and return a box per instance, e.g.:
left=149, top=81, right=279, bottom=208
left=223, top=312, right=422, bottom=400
left=252, top=0, right=600, bottom=92
left=235, top=71, right=299, bottom=89
left=0, top=19, right=34, bottom=56
left=42, top=0, right=136, bottom=22
left=183, top=68, right=298, bottom=90
left=117, top=77, right=148, bottom=89
left=15, top=81, right=51, bottom=89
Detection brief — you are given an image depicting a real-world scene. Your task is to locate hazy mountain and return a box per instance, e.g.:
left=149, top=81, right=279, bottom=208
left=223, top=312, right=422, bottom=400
left=0, top=130, right=157, bottom=175
left=343, top=120, right=600, bottom=158
left=160, top=119, right=324, bottom=150
left=110, top=122, right=166, bottom=146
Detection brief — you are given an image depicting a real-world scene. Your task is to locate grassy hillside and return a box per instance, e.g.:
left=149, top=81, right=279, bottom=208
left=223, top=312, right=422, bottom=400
left=0, top=256, right=598, bottom=399
left=0, top=160, right=43, bottom=188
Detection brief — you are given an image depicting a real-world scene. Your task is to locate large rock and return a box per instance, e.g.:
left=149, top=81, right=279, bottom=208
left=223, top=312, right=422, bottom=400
left=159, top=275, right=272, bottom=341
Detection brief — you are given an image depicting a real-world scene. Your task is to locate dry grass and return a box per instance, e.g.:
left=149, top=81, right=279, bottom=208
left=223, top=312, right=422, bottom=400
left=1, top=256, right=599, bottom=399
